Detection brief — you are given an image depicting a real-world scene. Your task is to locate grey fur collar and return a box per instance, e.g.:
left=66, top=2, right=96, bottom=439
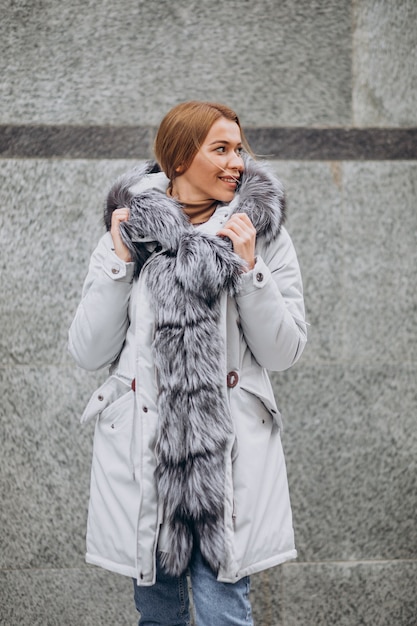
left=105, top=155, right=286, bottom=275
left=104, top=156, right=285, bottom=576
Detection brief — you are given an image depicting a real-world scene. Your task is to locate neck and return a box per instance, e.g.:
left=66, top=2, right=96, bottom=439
left=168, top=186, right=218, bottom=225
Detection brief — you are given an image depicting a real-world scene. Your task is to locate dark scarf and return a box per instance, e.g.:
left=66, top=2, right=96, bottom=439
left=104, top=155, right=285, bottom=576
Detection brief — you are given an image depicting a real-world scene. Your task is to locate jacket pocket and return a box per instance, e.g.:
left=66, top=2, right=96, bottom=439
left=239, top=371, right=283, bottom=431
left=80, top=375, right=132, bottom=424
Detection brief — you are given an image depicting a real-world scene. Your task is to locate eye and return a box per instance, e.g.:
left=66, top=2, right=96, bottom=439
left=215, top=146, right=226, bottom=153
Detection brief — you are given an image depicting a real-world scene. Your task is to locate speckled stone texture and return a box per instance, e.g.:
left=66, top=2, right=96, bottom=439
left=342, top=162, right=417, bottom=363
left=0, top=0, right=351, bottom=127
left=277, top=160, right=417, bottom=366
left=0, top=366, right=102, bottom=570
left=281, top=561, right=417, bottom=626
left=275, top=363, right=417, bottom=562
left=0, top=567, right=138, bottom=626
left=0, top=159, right=138, bottom=365
left=353, top=0, right=417, bottom=126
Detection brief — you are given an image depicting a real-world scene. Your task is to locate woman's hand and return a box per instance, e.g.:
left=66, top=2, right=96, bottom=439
left=111, top=208, right=132, bottom=262
left=217, top=213, right=256, bottom=271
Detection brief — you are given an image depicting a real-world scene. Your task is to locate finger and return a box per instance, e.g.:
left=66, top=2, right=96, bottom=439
left=218, top=223, right=254, bottom=241
left=111, top=211, right=129, bottom=238
left=220, top=218, right=247, bottom=234
left=228, top=213, right=255, bottom=228
left=217, top=225, right=241, bottom=240
left=223, top=215, right=256, bottom=234
left=112, top=207, right=130, bottom=222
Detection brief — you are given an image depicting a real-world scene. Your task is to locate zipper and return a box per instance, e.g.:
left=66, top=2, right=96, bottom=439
left=232, top=501, right=237, bottom=529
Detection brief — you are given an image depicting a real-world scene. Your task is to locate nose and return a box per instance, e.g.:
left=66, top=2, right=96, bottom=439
left=228, top=150, right=244, bottom=172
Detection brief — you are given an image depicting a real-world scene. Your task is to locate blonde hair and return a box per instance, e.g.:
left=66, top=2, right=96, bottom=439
left=154, top=101, right=252, bottom=182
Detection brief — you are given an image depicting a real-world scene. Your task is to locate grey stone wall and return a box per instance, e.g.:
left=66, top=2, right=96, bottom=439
left=1, top=1, right=416, bottom=625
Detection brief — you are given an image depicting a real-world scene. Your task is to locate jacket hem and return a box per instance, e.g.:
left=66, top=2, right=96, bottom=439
left=86, top=552, right=137, bottom=580
left=218, top=549, right=297, bottom=583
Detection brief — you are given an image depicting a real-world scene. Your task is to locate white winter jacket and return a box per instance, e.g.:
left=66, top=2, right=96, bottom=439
left=68, top=159, right=307, bottom=585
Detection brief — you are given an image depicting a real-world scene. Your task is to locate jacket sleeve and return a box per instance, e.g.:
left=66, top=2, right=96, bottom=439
left=68, top=232, right=135, bottom=371
left=235, top=227, right=307, bottom=371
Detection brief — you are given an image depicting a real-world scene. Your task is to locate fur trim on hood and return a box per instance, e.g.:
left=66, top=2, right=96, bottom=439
left=103, top=155, right=286, bottom=576
left=104, top=155, right=286, bottom=275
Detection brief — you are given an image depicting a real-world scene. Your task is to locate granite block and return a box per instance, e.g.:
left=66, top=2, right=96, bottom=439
left=0, top=365, right=103, bottom=569
left=0, top=0, right=352, bottom=127
left=0, top=159, right=139, bottom=365
left=270, top=161, right=345, bottom=363
left=353, top=0, right=417, bottom=126
left=342, top=162, right=417, bottom=363
left=272, top=363, right=417, bottom=562
left=0, top=567, right=138, bottom=626
left=282, top=560, right=417, bottom=626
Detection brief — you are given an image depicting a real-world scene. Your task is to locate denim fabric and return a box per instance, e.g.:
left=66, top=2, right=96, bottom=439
left=133, top=549, right=253, bottom=625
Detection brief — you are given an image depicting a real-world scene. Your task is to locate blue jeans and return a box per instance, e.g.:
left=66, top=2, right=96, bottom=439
left=133, top=549, right=253, bottom=625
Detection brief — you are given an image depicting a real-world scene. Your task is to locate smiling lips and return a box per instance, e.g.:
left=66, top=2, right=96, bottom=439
left=219, top=175, right=240, bottom=186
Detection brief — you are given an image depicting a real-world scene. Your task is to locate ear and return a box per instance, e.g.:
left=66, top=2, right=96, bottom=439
left=175, top=164, right=185, bottom=174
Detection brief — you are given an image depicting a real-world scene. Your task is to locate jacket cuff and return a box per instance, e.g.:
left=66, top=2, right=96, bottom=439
left=103, top=249, right=135, bottom=282
left=238, top=256, right=271, bottom=294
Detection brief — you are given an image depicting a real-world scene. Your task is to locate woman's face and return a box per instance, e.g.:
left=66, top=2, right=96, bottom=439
left=174, top=117, right=245, bottom=203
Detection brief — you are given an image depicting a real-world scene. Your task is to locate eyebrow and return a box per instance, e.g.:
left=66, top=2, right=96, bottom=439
left=208, top=139, right=243, bottom=146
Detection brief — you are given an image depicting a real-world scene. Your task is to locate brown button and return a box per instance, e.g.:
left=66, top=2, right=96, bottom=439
left=142, top=406, right=148, bottom=413
left=111, top=267, right=120, bottom=275
left=131, top=378, right=136, bottom=392
left=227, top=371, right=239, bottom=388
left=97, top=394, right=104, bottom=401
left=256, top=272, right=264, bottom=282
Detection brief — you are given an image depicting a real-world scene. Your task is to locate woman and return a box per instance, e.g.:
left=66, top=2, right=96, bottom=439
left=69, top=101, right=307, bottom=625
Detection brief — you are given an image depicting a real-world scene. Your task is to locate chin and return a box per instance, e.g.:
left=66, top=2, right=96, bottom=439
left=217, top=191, right=236, bottom=203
